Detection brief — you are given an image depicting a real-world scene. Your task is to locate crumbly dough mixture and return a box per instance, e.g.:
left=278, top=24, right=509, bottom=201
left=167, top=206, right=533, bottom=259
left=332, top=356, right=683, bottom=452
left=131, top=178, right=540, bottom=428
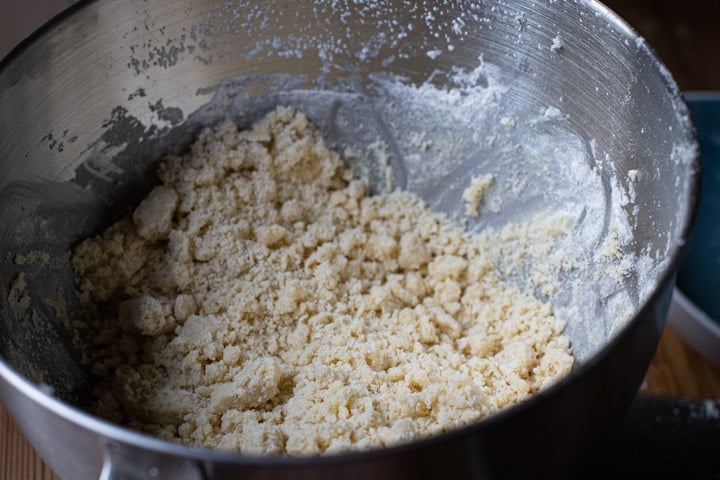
left=72, top=107, right=573, bottom=455
left=462, top=174, right=494, bottom=217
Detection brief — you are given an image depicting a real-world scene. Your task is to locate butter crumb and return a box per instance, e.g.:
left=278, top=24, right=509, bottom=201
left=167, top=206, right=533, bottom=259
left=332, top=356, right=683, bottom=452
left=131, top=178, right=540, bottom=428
left=551, top=35, right=564, bottom=52
left=462, top=174, right=495, bottom=217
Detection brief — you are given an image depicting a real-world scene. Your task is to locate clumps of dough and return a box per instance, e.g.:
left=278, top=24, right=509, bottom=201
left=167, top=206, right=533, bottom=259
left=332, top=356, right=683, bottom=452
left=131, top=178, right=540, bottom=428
left=210, top=357, right=282, bottom=413
left=462, top=174, right=494, bottom=217
left=118, top=296, right=174, bottom=336
left=132, top=186, right=178, bottom=241
left=73, top=106, right=573, bottom=456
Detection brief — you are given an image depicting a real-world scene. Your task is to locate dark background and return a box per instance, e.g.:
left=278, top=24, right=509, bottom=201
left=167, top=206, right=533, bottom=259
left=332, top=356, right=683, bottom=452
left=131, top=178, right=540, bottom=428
left=605, top=0, right=720, bottom=91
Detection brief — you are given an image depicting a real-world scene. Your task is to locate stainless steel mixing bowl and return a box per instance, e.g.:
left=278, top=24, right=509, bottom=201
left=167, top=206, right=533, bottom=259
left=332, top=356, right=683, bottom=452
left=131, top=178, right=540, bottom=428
left=0, top=1, right=698, bottom=479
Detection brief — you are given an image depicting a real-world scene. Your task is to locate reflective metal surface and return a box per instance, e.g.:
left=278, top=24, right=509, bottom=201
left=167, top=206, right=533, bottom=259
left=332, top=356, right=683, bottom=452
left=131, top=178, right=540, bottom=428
left=0, top=1, right=698, bottom=478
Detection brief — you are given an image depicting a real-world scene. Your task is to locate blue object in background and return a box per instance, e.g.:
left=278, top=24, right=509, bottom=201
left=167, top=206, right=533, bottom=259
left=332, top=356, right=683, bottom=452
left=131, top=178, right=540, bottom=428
left=676, top=95, right=720, bottom=326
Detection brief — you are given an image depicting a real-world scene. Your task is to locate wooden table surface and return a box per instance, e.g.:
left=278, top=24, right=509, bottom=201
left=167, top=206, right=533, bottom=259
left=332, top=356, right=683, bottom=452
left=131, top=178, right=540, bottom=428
left=2, top=1, right=720, bottom=479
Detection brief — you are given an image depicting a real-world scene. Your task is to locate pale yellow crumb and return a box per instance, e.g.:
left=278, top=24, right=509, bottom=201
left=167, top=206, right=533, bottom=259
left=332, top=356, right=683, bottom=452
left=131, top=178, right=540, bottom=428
left=500, top=117, right=516, bottom=129
left=367, top=140, right=395, bottom=192
left=8, top=272, right=31, bottom=312
left=462, top=174, right=495, bottom=217
left=14, top=250, right=51, bottom=267
left=551, top=35, right=564, bottom=52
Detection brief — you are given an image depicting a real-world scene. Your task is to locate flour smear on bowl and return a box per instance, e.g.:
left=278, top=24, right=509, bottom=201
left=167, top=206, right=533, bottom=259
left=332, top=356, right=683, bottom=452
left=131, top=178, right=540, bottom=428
left=72, top=107, right=574, bottom=455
